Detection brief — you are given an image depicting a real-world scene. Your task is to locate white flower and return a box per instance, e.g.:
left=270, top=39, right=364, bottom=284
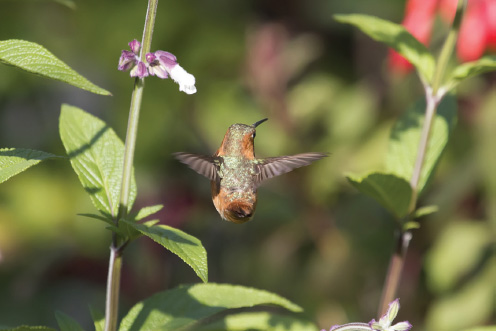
left=147, top=50, right=197, bottom=94
left=369, top=299, right=412, bottom=331
left=170, top=64, right=197, bottom=94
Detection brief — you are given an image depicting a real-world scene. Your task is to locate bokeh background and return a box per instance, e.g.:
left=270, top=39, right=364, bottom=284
left=0, top=0, right=494, bottom=330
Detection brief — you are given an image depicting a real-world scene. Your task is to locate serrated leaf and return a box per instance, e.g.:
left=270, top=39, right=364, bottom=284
left=0, top=148, right=58, bottom=184
left=118, top=218, right=144, bottom=242
left=444, top=56, right=496, bottom=92
left=119, top=283, right=303, bottom=331
left=0, top=40, right=111, bottom=95
left=90, top=307, right=105, bottom=331
left=386, top=95, right=457, bottom=193
left=122, top=219, right=207, bottom=282
left=55, top=311, right=84, bottom=331
left=59, top=104, right=137, bottom=218
left=196, top=312, right=319, bottom=331
left=334, top=14, right=435, bottom=83
left=134, top=204, right=164, bottom=221
left=347, top=172, right=412, bottom=218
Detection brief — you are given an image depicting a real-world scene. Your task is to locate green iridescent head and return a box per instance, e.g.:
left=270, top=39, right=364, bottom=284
left=220, top=118, right=268, bottom=156
left=227, top=118, right=267, bottom=139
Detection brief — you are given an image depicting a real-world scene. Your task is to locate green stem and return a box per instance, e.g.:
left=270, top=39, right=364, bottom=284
left=431, top=0, right=466, bottom=94
left=410, top=0, right=465, bottom=208
left=408, top=91, right=438, bottom=208
left=104, top=0, right=159, bottom=330
left=378, top=0, right=466, bottom=318
left=104, top=246, right=123, bottom=331
left=117, top=0, right=158, bottom=221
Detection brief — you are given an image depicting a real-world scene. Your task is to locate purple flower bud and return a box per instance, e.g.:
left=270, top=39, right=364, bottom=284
left=146, top=52, right=156, bottom=64
left=129, top=39, right=141, bottom=54
left=118, top=50, right=138, bottom=71
left=130, top=61, right=149, bottom=78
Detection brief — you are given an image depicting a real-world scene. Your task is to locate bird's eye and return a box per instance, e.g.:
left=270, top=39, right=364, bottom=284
left=252, top=132, right=256, bottom=138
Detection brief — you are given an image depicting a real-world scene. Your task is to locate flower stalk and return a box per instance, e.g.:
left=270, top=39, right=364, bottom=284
left=378, top=0, right=466, bottom=318
left=104, top=0, right=159, bottom=330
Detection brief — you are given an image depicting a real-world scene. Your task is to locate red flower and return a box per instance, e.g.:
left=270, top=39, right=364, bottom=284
left=389, top=0, right=496, bottom=74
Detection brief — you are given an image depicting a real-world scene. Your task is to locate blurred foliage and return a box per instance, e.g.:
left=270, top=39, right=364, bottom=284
left=0, top=0, right=494, bottom=330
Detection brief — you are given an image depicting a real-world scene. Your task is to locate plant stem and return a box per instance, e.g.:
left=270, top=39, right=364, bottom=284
left=378, top=0, right=466, bottom=317
left=104, top=0, right=159, bottom=330
left=409, top=0, right=465, bottom=208
left=117, top=0, right=158, bottom=222
left=104, top=246, right=123, bottom=331
left=377, top=231, right=412, bottom=318
left=408, top=90, right=438, bottom=208
left=431, top=0, right=466, bottom=95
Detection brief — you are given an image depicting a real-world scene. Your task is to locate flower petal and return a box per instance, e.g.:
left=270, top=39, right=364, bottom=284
left=392, top=321, right=412, bottom=331
left=148, top=64, right=169, bottom=79
left=129, top=39, right=141, bottom=54
left=170, top=64, right=197, bottom=94
left=118, top=50, right=137, bottom=71
left=156, top=50, right=178, bottom=71
left=130, top=61, right=149, bottom=78
left=457, top=0, right=487, bottom=61
left=369, top=319, right=382, bottom=331
left=386, top=299, right=400, bottom=322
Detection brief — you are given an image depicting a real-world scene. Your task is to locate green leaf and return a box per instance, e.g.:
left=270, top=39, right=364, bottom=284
left=0, top=40, right=111, bottom=95
left=59, top=104, right=137, bottom=218
left=386, top=95, right=457, bottom=193
left=196, top=312, right=319, bottom=331
left=78, top=213, right=114, bottom=226
left=119, top=283, right=303, bottom=331
left=0, top=327, right=56, bottom=331
left=0, top=148, right=58, bottom=184
left=413, top=205, right=439, bottom=218
left=403, top=221, right=420, bottom=231
left=55, top=311, right=85, bottom=331
left=90, top=307, right=105, bottom=331
left=334, top=14, right=435, bottom=83
left=122, top=219, right=208, bottom=282
left=134, top=204, right=164, bottom=220
left=444, top=56, right=496, bottom=92
left=347, top=172, right=412, bottom=218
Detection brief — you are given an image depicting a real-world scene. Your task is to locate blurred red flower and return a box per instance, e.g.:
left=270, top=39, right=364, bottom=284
left=389, top=0, right=496, bottom=74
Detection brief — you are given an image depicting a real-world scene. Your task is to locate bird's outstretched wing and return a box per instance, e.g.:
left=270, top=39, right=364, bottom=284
left=173, top=152, right=221, bottom=181
left=255, top=152, right=327, bottom=185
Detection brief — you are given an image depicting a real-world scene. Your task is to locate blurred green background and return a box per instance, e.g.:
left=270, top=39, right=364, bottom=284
left=0, top=0, right=494, bottom=330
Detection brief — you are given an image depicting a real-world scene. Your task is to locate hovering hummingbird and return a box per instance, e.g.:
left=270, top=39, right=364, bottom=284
left=174, top=118, right=327, bottom=223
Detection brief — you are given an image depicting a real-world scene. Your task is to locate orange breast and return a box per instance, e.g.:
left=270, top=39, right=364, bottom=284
left=211, top=180, right=257, bottom=223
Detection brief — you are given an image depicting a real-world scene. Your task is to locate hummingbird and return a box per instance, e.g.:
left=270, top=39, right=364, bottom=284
left=174, top=118, right=327, bottom=224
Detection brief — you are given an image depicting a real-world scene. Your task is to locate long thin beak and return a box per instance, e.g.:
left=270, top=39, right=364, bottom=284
left=252, top=118, right=268, bottom=128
